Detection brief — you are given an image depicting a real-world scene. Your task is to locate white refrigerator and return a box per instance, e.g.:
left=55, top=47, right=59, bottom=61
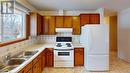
left=80, top=24, right=109, bottom=71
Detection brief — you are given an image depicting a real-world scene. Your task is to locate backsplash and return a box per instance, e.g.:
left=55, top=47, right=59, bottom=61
left=37, top=32, right=80, bottom=43
left=0, top=36, right=37, bottom=63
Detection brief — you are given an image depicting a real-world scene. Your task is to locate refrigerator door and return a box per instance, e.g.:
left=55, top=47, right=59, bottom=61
left=80, top=25, right=109, bottom=55
left=85, top=55, right=109, bottom=71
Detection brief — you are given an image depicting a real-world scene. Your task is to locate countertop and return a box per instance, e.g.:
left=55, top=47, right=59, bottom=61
left=9, top=42, right=84, bottom=73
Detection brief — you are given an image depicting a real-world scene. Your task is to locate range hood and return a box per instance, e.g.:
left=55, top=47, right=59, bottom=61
left=56, top=10, right=73, bottom=33
left=56, top=28, right=73, bottom=32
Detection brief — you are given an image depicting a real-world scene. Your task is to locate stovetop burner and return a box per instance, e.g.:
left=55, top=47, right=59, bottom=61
left=56, top=43, right=73, bottom=47
left=56, top=43, right=62, bottom=47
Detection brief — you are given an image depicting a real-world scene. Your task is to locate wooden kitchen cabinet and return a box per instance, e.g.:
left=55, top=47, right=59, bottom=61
left=41, top=49, right=46, bottom=70
left=90, top=14, right=100, bottom=24
left=33, top=54, right=42, bottom=73
left=72, top=16, right=81, bottom=35
left=42, top=16, right=56, bottom=35
left=33, top=59, right=42, bottom=73
left=18, top=62, right=33, bottom=73
left=56, top=16, right=64, bottom=28
left=48, top=16, right=56, bottom=35
left=46, top=48, right=54, bottom=67
left=74, top=48, right=84, bottom=66
left=42, top=16, right=49, bottom=35
left=80, top=14, right=100, bottom=25
left=80, top=14, right=90, bottom=25
left=64, top=16, right=72, bottom=28
left=37, top=14, right=42, bottom=35
left=26, top=14, right=30, bottom=39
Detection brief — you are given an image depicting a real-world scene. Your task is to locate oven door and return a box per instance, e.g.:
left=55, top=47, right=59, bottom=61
left=54, top=49, right=74, bottom=61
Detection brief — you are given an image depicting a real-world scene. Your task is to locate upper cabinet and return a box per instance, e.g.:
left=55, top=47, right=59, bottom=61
left=90, top=14, right=100, bottom=24
left=56, top=16, right=72, bottom=28
left=64, top=16, right=72, bottom=28
left=80, top=14, right=100, bottom=25
left=42, top=16, right=56, bottom=35
left=72, top=16, right=81, bottom=35
left=56, top=16, right=64, bottom=28
left=80, top=14, right=90, bottom=26
left=30, top=12, right=42, bottom=36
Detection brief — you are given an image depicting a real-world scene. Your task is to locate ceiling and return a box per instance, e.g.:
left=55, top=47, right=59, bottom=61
left=27, top=0, right=130, bottom=11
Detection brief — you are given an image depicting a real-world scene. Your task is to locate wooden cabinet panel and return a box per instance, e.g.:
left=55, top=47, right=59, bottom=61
left=56, top=16, right=64, bottom=28
left=46, top=48, right=54, bottom=67
left=74, top=48, right=84, bottom=66
left=27, top=69, right=33, bottom=73
left=33, top=55, right=42, bottom=73
left=26, top=14, right=30, bottom=39
left=90, top=14, right=100, bottom=24
left=18, top=62, right=33, bottom=73
left=64, top=16, right=72, bottom=28
left=80, top=14, right=100, bottom=25
left=42, top=16, right=49, bottom=35
left=37, top=14, right=42, bottom=35
left=80, top=14, right=90, bottom=25
left=48, top=16, right=56, bottom=35
left=72, top=16, right=81, bottom=35
left=41, top=50, right=46, bottom=71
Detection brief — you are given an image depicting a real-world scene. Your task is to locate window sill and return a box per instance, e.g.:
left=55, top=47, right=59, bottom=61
left=0, top=38, right=28, bottom=47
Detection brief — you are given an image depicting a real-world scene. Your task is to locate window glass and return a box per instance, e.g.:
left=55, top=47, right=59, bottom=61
left=0, top=9, right=26, bottom=43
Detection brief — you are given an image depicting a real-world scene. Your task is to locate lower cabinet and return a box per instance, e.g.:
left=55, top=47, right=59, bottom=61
left=41, top=50, right=46, bottom=70
left=18, top=48, right=54, bottom=73
left=74, top=48, right=84, bottom=66
left=46, top=48, right=54, bottom=67
left=18, top=62, right=33, bottom=73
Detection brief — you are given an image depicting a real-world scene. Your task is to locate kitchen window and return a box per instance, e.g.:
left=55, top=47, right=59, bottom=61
left=0, top=1, right=30, bottom=45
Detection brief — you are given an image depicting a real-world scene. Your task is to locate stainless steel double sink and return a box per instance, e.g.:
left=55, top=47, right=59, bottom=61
left=0, top=50, right=38, bottom=73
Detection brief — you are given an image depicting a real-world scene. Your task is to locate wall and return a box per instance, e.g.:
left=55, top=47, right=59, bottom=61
left=110, top=16, right=117, bottom=52
left=37, top=33, right=80, bottom=44
left=118, top=8, right=130, bottom=62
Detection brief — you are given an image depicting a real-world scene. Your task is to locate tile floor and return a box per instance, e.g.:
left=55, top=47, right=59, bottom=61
left=42, top=51, right=130, bottom=73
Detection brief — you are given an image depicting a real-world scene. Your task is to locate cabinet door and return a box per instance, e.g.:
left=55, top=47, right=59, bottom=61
left=33, top=63, right=38, bottom=73
left=42, top=16, right=49, bottom=34
left=64, top=16, right=72, bottom=28
left=56, top=16, right=64, bottom=28
left=26, top=14, right=30, bottom=39
left=72, top=16, right=81, bottom=35
left=27, top=68, right=33, bottom=73
left=48, top=16, right=56, bottom=35
left=37, top=14, right=42, bottom=35
left=90, top=14, right=100, bottom=24
left=80, top=14, right=90, bottom=25
left=18, top=62, right=33, bottom=73
left=46, top=48, right=54, bottom=67
left=74, top=48, right=84, bottom=66
left=41, top=50, right=46, bottom=70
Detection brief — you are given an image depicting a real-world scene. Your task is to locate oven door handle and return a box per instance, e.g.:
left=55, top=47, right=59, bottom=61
left=54, top=49, right=74, bottom=51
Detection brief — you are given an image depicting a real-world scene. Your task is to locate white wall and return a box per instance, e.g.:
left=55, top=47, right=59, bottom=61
left=118, top=8, right=130, bottom=62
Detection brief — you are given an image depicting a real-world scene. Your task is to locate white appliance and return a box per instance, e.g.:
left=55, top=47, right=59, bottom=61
left=54, top=37, right=74, bottom=67
left=56, top=28, right=73, bottom=32
left=80, top=24, right=109, bottom=71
